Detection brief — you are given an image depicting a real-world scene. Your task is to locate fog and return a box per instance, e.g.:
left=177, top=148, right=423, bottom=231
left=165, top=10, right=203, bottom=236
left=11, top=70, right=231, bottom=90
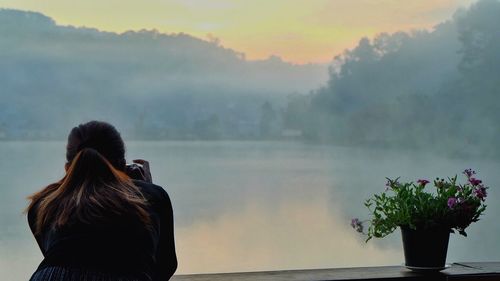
left=0, top=8, right=327, bottom=140
left=2, top=1, right=499, bottom=158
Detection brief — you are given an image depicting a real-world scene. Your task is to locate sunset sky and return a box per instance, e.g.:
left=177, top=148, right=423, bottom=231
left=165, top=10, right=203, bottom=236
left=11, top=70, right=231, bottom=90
left=0, top=0, right=477, bottom=64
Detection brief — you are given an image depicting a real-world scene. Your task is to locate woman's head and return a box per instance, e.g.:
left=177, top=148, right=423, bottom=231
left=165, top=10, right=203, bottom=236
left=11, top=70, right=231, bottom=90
left=66, top=121, right=126, bottom=171
left=27, top=121, right=152, bottom=234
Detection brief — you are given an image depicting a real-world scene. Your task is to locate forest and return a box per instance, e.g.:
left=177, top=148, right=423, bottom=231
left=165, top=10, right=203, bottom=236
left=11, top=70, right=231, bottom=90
left=283, top=0, right=500, bottom=157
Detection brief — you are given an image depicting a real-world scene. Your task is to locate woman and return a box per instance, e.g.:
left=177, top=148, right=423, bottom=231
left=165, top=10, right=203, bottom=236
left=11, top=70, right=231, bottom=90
left=26, top=121, right=177, bottom=281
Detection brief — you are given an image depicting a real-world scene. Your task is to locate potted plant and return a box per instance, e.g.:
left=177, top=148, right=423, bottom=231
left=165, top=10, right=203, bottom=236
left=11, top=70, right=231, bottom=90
left=351, top=169, right=488, bottom=271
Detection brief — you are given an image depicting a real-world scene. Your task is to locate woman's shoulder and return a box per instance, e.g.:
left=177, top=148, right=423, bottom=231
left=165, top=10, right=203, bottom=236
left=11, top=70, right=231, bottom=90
left=132, top=180, right=172, bottom=206
left=27, top=201, right=38, bottom=229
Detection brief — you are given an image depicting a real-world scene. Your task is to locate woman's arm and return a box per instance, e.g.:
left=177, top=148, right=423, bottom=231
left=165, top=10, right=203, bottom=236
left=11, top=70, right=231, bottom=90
left=154, top=189, right=178, bottom=281
left=27, top=204, right=46, bottom=256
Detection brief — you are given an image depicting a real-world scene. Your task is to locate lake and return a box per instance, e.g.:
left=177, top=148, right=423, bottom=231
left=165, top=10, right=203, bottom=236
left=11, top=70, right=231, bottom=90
left=1, top=141, right=499, bottom=280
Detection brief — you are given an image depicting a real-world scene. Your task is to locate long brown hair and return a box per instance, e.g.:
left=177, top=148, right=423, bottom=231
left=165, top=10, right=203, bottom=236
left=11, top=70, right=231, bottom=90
left=26, top=121, right=151, bottom=234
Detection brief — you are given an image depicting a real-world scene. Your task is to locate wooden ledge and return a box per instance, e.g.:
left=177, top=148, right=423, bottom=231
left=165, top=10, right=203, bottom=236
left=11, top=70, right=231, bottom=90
left=172, top=262, right=500, bottom=281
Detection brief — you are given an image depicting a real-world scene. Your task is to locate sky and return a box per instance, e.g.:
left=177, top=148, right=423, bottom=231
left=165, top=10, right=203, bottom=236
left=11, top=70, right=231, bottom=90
left=0, top=0, right=477, bottom=64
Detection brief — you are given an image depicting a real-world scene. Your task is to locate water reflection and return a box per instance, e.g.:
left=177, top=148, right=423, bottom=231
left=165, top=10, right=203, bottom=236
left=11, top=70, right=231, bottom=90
left=1, top=141, right=499, bottom=280
left=176, top=194, right=401, bottom=274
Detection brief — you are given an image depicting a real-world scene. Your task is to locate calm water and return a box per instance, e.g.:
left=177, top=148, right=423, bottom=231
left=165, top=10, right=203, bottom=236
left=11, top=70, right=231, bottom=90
left=1, top=141, right=499, bottom=280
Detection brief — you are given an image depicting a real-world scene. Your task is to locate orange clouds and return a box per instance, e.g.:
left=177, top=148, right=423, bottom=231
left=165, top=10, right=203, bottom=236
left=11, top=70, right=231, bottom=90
left=0, top=0, right=477, bottom=63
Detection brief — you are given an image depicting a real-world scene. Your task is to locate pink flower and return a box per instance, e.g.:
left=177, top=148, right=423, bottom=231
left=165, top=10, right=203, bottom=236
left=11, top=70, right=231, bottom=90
left=417, top=179, right=430, bottom=186
left=351, top=218, right=364, bottom=233
left=469, top=177, right=482, bottom=186
left=473, top=186, right=487, bottom=201
left=463, top=169, right=476, bottom=178
left=447, top=197, right=458, bottom=209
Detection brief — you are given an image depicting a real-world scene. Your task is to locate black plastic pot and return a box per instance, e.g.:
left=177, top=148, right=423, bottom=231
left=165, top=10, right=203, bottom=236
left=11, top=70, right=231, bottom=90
left=401, top=226, right=450, bottom=268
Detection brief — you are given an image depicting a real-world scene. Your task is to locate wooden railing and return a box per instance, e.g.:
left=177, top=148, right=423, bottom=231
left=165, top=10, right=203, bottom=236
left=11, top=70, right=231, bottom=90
left=172, top=262, right=500, bottom=281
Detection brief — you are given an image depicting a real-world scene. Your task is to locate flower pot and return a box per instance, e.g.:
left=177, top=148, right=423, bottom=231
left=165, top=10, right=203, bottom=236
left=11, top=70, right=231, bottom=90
left=401, top=226, right=450, bottom=268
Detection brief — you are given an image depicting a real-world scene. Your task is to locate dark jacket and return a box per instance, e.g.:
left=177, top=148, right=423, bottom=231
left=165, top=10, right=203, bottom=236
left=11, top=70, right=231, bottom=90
left=28, top=180, right=177, bottom=281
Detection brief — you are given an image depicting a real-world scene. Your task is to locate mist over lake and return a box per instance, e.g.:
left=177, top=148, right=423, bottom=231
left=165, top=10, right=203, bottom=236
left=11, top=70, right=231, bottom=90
left=1, top=0, right=499, bottom=158
left=1, top=141, right=499, bottom=280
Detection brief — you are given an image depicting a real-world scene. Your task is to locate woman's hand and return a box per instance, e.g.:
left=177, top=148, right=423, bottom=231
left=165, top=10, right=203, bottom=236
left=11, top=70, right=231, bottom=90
left=126, top=159, right=153, bottom=183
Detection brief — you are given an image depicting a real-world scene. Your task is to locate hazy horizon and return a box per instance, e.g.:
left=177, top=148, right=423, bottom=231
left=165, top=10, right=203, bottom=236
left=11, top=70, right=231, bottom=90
left=2, top=1, right=499, bottom=158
